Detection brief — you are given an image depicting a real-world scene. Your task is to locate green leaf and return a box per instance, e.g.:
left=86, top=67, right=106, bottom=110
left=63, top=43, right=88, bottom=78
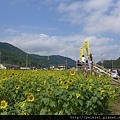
left=78, top=100, right=83, bottom=106
left=41, top=98, right=49, bottom=105
left=61, top=94, right=66, bottom=100
left=97, top=101, right=102, bottom=105
left=65, top=109, right=70, bottom=115
left=1, top=111, right=8, bottom=115
left=54, top=89, right=63, bottom=96
left=63, top=103, right=68, bottom=108
left=54, top=112, right=59, bottom=115
left=40, top=108, right=47, bottom=115
left=15, top=90, right=18, bottom=94
left=69, top=94, right=73, bottom=99
left=74, top=101, right=77, bottom=106
left=86, top=100, right=92, bottom=108
left=50, top=101, right=56, bottom=107
left=92, top=96, right=97, bottom=103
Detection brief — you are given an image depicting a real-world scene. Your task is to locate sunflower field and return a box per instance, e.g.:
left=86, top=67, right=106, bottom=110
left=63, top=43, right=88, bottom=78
left=0, top=69, right=119, bottom=115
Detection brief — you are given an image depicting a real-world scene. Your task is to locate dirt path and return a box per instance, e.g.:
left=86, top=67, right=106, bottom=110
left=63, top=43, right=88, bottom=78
left=109, top=79, right=120, bottom=115
left=110, top=97, right=120, bottom=115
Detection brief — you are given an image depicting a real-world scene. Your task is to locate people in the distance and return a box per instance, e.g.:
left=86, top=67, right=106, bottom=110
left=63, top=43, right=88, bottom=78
left=89, top=54, right=93, bottom=62
left=82, top=55, right=85, bottom=64
left=77, top=60, right=82, bottom=66
left=117, top=69, right=120, bottom=76
left=85, top=60, right=90, bottom=71
left=89, top=54, right=93, bottom=69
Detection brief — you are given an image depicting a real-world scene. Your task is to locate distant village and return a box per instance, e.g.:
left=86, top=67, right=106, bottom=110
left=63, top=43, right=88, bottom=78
left=0, top=63, right=67, bottom=70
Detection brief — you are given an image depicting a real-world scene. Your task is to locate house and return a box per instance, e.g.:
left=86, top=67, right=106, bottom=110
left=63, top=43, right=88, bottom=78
left=50, top=65, right=55, bottom=70
left=58, top=64, right=66, bottom=70
left=2, top=64, right=20, bottom=69
left=0, top=64, right=6, bottom=69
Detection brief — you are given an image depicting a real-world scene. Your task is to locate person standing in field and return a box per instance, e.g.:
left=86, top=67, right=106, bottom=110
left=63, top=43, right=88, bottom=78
left=89, top=54, right=93, bottom=62
left=89, top=54, right=93, bottom=69
left=85, top=60, right=90, bottom=71
left=81, top=55, right=86, bottom=71
left=82, top=55, right=86, bottom=64
left=117, top=68, right=120, bottom=76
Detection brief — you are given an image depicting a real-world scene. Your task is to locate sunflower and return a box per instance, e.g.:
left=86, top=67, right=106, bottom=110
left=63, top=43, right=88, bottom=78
left=20, top=101, right=26, bottom=109
left=44, top=80, right=46, bottom=85
left=88, top=86, right=93, bottom=91
left=63, top=81, right=68, bottom=85
left=76, top=93, right=81, bottom=98
left=26, top=80, right=30, bottom=83
left=10, top=75, right=13, bottom=78
left=100, top=89, right=105, bottom=95
left=2, top=76, right=6, bottom=80
left=27, top=94, right=34, bottom=102
left=15, top=73, right=18, bottom=76
left=80, top=84, right=84, bottom=88
left=15, top=85, right=20, bottom=89
left=68, top=79, right=73, bottom=84
left=37, top=87, right=41, bottom=92
left=46, top=88, right=53, bottom=92
left=58, top=79, right=62, bottom=84
left=70, top=69, right=76, bottom=75
left=11, top=73, right=15, bottom=76
left=0, top=100, right=8, bottom=109
left=59, top=110, right=63, bottom=115
left=86, top=78, right=92, bottom=82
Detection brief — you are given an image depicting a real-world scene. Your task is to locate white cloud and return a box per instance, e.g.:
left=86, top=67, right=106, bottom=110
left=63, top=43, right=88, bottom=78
left=83, top=0, right=112, bottom=12
left=84, top=13, right=120, bottom=34
left=57, top=0, right=120, bottom=35
left=0, top=0, right=120, bottom=63
left=0, top=32, right=119, bottom=62
left=5, top=33, right=60, bottom=53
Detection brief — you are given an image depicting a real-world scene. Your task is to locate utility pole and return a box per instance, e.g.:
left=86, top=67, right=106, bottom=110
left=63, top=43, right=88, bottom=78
left=26, top=53, right=28, bottom=69
left=111, top=60, right=113, bottom=69
left=0, top=51, right=1, bottom=64
left=66, top=60, right=67, bottom=70
left=101, top=54, right=104, bottom=67
left=47, top=52, right=50, bottom=60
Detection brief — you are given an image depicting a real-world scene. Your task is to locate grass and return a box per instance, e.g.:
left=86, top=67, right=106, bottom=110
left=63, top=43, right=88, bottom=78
left=108, top=86, right=120, bottom=115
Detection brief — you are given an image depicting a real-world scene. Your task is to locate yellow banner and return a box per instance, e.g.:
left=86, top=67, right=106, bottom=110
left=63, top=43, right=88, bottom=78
left=80, top=46, right=84, bottom=60
left=84, top=40, right=90, bottom=56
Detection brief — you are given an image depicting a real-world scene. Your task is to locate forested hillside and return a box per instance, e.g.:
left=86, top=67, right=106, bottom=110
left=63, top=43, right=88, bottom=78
left=0, top=42, right=76, bottom=69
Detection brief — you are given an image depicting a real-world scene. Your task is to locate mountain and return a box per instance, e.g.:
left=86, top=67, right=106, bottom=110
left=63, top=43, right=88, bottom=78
left=0, top=42, right=76, bottom=69
left=97, top=58, right=120, bottom=69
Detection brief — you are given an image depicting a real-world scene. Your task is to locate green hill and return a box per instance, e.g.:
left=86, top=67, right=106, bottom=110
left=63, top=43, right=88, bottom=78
left=97, top=58, right=120, bottom=69
left=0, top=42, right=76, bottom=69
left=0, top=42, right=120, bottom=69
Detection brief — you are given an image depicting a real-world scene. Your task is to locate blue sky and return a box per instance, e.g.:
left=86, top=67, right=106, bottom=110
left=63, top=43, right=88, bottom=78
left=0, top=0, right=120, bottom=62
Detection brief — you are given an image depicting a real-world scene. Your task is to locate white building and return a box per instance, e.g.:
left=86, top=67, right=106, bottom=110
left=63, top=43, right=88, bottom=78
left=0, top=64, right=6, bottom=69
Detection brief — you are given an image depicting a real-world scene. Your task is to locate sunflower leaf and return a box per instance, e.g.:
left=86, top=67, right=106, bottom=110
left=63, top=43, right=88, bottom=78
left=40, top=108, right=47, bottom=115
